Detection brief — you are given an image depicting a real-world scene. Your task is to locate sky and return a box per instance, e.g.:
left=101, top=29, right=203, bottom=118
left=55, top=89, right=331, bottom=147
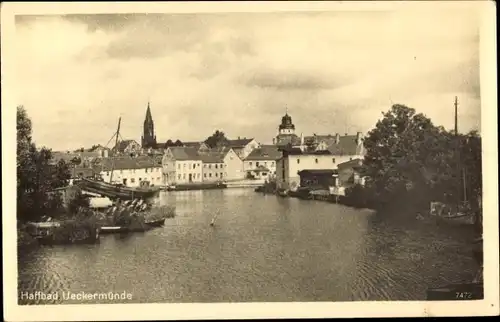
left=14, top=7, right=482, bottom=151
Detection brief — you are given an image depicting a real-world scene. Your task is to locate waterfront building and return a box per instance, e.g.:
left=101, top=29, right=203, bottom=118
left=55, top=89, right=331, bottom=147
left=199, top=147, right=244, bottom=181
left=141, top=102, right=157, bottom=149
left=276, top=148, right=340, bottom=191
left=162, top=147, right=203, bottom=185
left=337, top=158, right=366, bottom=187
left=243, top=145, right=282, bottom=179
left=113, top=139, right=142, bottom=157
left=297, top=169, right=338, bottom=190
left=97, top=156, right=162, bottom=187
left=224, top=137, right=259, bottom=160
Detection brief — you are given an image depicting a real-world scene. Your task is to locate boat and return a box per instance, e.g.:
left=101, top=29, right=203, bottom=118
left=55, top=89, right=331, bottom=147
left=144, top=218, right=165, bottom=227
left=100, top=226, right=127, bottom=234
left=76, top=117, right=160, bottom=201
left=167, top=182, right=227, bottom=191
left=78, top=178, right=160, bottom=200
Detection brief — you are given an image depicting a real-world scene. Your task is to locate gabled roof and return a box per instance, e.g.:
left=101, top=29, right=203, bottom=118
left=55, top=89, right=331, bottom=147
left=166, top=147, right=201, bottom=161
left=337, top=158, right=363, bottom=170
left=245, top=145, right=282, bottom=161
left=114, top=139, right=140, bottom=152
left=97, top=156, right=160, bottom=171
left=198, top=147, right=231, bottom=163
left=304, top=134, right=364, bottom=156
left=226, top=138, right=254, bottom=147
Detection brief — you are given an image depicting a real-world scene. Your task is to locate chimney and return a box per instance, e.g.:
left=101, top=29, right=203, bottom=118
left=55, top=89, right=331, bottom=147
left=356, top=132, right=363, bottom=145
left=335, top=133, right=340, bottom=144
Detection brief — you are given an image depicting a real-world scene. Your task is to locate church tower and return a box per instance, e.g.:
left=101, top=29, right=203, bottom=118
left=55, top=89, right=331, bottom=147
left=141, top=102, right=157, bottom=149
left=278, top=108, right=295, bottom=135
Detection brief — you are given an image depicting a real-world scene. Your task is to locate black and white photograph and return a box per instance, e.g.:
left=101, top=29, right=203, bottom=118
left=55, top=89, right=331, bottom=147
left=2, top=1, right=498, bottom=320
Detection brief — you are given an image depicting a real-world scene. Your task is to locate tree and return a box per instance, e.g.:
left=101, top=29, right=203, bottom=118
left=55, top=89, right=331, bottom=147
left=360, top=104, right=482, bottom=214
left=17, top=106, right=71, bottom=221
left=204, top=130, right=229, bottom=148
left=174, top=139, right=183, bottom=146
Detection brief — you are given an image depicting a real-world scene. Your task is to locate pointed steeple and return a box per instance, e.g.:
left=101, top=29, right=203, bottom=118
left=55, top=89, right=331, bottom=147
left=145, top=101, right=153, bottom=123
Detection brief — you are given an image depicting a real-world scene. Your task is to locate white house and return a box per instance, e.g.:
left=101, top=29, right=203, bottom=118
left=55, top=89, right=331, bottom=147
left=162, top=147, right=203, bottom=185
left=243, top=145, right=282, bottom=179
left=199, top=147, right=244, bottom=182
left=97, top=156, right=163, bottom=187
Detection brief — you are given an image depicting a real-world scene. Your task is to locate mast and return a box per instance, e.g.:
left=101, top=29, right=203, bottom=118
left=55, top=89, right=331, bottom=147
left=109, top=117, right=121, bottom=184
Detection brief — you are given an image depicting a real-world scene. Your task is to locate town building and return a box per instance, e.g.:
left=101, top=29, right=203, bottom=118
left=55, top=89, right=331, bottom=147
left=336, top=158, right=366, bottom=187
left=87, top=145, right=110, bottom=158
left=276, top=147, right=340, bottom=191
left=97, top=156, right=162, bottom=187
left=225, top=138, right=259, bottom=160
left=113, top=139, right=142, bottom=157
left=302, top=132, right=365, bottom=165
left=183, top=141, right=210, bottom=152
left=297, top=169, right=338, bottom=190
left=50, top=150, right=102, bottom=167
left=199, top=147, right=244, bottom=181
left=162, top=147, right=203, bottom=185
left=243, top=145, right=282, bottom=179
left=141, top=102, right=157, bottom=149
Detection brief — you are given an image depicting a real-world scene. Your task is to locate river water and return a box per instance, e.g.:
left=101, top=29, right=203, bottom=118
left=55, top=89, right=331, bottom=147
left=18, top=188, right=479, bottom=304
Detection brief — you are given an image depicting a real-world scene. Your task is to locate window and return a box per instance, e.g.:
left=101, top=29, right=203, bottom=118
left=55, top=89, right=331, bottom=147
left=106, top=171, right=109, bottom=176
left=157, top=177, right=160, bottom=181
left=178, top=174, right=181, bottom=180
left=183, top=164, right=186, bottom=169
left=297, top=159, right=300, bottom=164
left=220, top=172, right=223, bottom=177
left=271, top=162, right=275, bottom=166
left=145, top=168, right=148, bottom=173
left=315, top=158, right=318, bottom=164
left=332, top=158, right=336, bottom=163
left=193, top=164, right=196, bottom=169
left=249, top=162, right=252, bottom=166
left=120, top=170, right=123, bottom=174
left=209, top=173, right=212, bottom=177
left=263, top=172, right=267, bottom=176
left=256, top=162, right=260, bottom=166
left=139, top=178, right=142, bottom=181
left=215, top=173, right=218, bottom=177
left=178, top=164, right=181, bottom=170
left=209, top=164, right=212, bottom=169
left=204, top=173, right=207, bottom=178
left=131, top=178, right=135, bottom=183
left=264, top=162, right=267, bottom=166
left=198, top=173, right=201, bottom=178
left=204, top=164, right=207, bottom=168
left=215, top=164, right=218, bottom=169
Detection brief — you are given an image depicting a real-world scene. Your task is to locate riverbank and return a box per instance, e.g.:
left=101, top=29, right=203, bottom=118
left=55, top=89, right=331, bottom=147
left=18, top=188, right=481, bottom=303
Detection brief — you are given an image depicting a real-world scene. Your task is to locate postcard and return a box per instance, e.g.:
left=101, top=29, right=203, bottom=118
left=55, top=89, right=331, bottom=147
left=2, top=1, right=498, bottom=320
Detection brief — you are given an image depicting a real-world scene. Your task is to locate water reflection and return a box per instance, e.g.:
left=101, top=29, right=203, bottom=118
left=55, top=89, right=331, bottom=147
left=18, top=188, right=478, bottom=304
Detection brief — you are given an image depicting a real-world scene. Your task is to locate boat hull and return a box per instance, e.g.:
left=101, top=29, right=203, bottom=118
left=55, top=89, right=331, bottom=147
left=78, top=179, right=159, bottom=200
left=145, top=219, right=165, bottom=227
left=167, top=182, right=227, bottom=191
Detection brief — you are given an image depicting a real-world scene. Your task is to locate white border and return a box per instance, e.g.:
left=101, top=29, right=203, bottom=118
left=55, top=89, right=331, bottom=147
left=2, top=2, right=498, bottom=320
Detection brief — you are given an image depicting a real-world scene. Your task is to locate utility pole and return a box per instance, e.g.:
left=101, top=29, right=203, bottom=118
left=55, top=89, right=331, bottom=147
left=454, top=96, right=458, bottom=135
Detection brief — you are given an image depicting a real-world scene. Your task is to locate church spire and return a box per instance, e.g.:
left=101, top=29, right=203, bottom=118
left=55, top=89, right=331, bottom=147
left=141, top=101, right=156, bottom=149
